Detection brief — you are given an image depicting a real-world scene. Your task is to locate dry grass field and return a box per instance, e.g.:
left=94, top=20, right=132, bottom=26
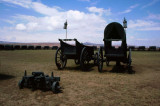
left=0, top=50, right=160, bottom=106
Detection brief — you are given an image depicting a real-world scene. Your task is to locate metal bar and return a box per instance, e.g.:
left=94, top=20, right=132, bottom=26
left=103, top=39, right=123, bottom=41
left=59, top=38, right=77, bottom=41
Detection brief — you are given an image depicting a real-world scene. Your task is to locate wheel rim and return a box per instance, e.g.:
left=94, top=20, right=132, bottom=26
left=52, top=82, right=60, bottom=93
left=55, top=48, right=67, bottom=69
left=98, top=48, right=103, bottom=72
left=80, top=47, right=89, bottom=70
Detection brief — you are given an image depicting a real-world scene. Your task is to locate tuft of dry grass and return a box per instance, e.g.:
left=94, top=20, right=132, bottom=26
left=0, top=50, right=160, bottom=106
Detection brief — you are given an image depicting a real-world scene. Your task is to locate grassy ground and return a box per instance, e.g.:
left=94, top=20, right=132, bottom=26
left=0, top=50, right=160, bottom=106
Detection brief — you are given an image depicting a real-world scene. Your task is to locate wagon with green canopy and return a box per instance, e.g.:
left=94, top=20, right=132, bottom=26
left=97, top=22, right=132, bottom=72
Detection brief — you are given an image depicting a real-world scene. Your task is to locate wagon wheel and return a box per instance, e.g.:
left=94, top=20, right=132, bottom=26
left=94, top=52, right=98, bottom=65
left=52, top=82, right=60, bottom=93
left=128, top=48, right=132, bottom=72
left=18, top=80, right=23, bottom=89
left=80, top=47, right=89, bottom=70
left=97, top=47, right=103, bottom=72
left=55, top=47, right=67, bottom=70
left=74, top=59, right=80, bottom=64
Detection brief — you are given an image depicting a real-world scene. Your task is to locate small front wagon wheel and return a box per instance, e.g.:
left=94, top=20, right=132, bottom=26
left=52, top=82, right=60, bottom=93
left=18, top=80, right=23, bottom=89
left=55, top=47, right=67, bottom=70
left=97, top=47, right=103, bottom=72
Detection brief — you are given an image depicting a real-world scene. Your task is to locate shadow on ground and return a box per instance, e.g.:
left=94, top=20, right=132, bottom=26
left=102, top=65, right=135, bottom=74
left=65, top=64, right=95, bottom=72
left=0, top=73, right=15, bottom=80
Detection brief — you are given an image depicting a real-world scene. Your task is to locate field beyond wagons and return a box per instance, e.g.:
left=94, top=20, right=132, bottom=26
left=0, top=50, right=160, bottom=106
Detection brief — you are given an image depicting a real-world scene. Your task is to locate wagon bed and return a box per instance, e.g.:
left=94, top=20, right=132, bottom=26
left=55, top=39, right=97, bottom=70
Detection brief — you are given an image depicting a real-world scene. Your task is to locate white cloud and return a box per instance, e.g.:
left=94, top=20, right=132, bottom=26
left=142, top=0, right=160, bottom=9
left=16, top=23, right=26, bottom=30
left=119, top=4, right=139, bottom=14
left=138, top=27, right=160, bottom=31
left=26, top=22, right=38, bottom=30
left=2, top=0, right=32, bottom=8
left=1, top=0, right=107, bottom=43
left=128, top=20, right=160, bottom=31
left=147, top=14, right=160, bottom=20
left=31, top=2, right=61, bottom=16
left=1, top=19, right=15, bottom=24
left=87, top=7, right=111, bottom=16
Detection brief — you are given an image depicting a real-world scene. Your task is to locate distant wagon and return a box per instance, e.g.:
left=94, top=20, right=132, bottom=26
left=28, top=45, right=34, bottom=50
left=55, top=39, right=97, bottom=70
left=128, top=46, right=135, bottom=51
left=44, top=46, right=50, bottom=50
left=97, top=22, right=132, bottom=72
left=21, top=45, right=28, bottom=50
left=4, top=45, right=14, bottom=50
left=148, top=46, right=156, bottom=51
left=35, top=46, right=41, bottom=50
left=52, top=46, right=58, bottom=50
left=14, top=45, right=21, bottom=50
left=0, top=44, right=5, bottom=50
left=138, top=46, right=145, bottom=51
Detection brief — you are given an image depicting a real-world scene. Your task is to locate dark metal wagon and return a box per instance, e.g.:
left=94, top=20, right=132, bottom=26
left=55, top=39, right=97, bottom=70
left=97, top=22, right=132, bottom=72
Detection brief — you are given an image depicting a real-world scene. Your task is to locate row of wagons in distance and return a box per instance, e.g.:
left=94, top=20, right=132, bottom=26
left=0, top=45, right=59, bottom=50
left=0, top=44, right=159, bottom=51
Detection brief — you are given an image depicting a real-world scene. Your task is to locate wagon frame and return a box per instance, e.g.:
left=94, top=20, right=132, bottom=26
left=97, top=22, right=132, bottom=73
left=55, top=39, right=97, bottom=70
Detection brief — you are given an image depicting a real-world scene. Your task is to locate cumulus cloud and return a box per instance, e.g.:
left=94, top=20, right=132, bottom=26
left=1, top=0, right=107, bottom=43
left=16, top=24, right=26, bottom=30
left=128, top=20, right=160, bottom=31
left=87, top=7, right=111, bottom=16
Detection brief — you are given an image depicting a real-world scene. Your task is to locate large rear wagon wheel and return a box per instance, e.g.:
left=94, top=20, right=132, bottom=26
left=97, top=47, right=103, bottom=72
left=80, top=47, right=89, bottom=70
left=55, top=48, right=67, bottom=70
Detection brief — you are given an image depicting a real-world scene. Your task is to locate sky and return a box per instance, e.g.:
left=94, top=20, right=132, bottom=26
left=0, top=0, right=160, bottom=46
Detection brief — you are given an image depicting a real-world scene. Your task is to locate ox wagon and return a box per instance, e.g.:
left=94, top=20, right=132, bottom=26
left=55, top=39, right=97, bottom=70
left=97, top=22, right=132, bottom=72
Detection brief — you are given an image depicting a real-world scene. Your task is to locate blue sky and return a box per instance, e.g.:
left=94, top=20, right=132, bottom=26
left=0, top=0, right=160, bottom=46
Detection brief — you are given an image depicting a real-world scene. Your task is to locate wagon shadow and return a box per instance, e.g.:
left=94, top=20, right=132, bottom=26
left=0, top=73, right=15, bottom=80
left=65, top=64, right=95, bottom=72
left=102, top=65, right=135, bottom=74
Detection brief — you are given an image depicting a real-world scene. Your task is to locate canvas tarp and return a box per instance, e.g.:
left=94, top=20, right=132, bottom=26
left=104, top=22, right=126, bottom=41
